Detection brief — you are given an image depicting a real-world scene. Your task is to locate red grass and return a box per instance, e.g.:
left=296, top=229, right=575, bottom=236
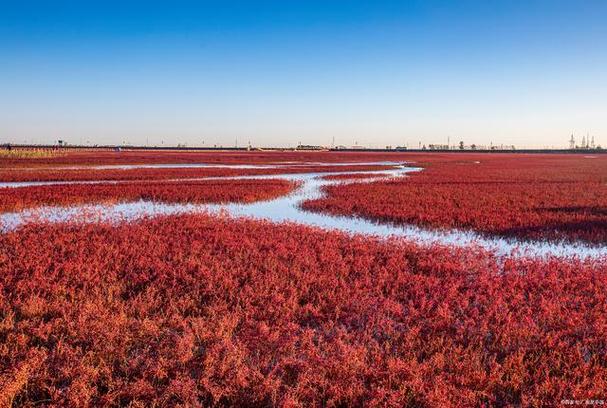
left=0, top=165, right=393, bottom=183
left=1, top=215, right=605, bottom=406
left=1, top=151, right=605, bottom=406
left=0, top=149, right=407, bottom=168
left=303, top=154, right=607, bottom=244
left=0, top=179, right=297, bottom=212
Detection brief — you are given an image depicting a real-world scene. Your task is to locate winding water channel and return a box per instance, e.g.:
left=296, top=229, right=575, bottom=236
left=1, top=162, right=605, bottom=259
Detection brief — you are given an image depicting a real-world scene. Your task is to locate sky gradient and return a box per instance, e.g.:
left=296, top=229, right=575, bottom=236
left=1, top=1, right=606, bottom=148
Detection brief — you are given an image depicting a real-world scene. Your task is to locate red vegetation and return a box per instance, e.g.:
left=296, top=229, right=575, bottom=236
left=303, top=154, right=607, bottom=244
left=1, top=215, right=606, bottom=406
left=0, top=165, right=393, bottom=183
left=0, top=149, right=406, bottom=168
left=2, top=151, right=606, bottom=406
left=0, top=179, right=296, bottom=212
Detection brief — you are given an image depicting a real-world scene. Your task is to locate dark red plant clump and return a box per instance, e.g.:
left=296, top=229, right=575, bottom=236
left=1, top=215, right=606, bottom=406
left=0, top=179, right=297, bottom=212
left=303, top=154, right=607, bottom=244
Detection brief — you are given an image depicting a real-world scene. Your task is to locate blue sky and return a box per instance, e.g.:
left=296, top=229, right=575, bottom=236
left=1, top=1, right=606, bottom=148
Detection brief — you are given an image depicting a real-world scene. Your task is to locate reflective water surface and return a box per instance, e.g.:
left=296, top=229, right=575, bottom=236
left=1, top=163, right=606, bottom=259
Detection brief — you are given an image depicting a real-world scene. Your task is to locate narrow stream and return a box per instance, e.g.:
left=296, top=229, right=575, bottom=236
left=1, top=163, right=605, bottom=259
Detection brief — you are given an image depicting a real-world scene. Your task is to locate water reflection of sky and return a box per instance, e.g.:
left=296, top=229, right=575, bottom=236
left=1, top=163, right=606, bottom=260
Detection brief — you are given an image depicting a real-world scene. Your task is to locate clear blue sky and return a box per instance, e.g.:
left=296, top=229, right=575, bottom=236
left=1, top=0, right=606, bottom=148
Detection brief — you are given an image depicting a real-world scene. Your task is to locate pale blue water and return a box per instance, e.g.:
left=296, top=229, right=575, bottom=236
left=1, top=163, right=605, bottom=259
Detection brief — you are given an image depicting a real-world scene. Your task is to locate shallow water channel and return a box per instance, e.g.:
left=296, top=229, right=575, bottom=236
left=1, top=162, right=606, bottom=259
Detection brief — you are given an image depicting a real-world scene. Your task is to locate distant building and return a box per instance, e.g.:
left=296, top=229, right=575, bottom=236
left=296, top=144, right=325, bottom=150
left=428, top=144, right=449, bottom=150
